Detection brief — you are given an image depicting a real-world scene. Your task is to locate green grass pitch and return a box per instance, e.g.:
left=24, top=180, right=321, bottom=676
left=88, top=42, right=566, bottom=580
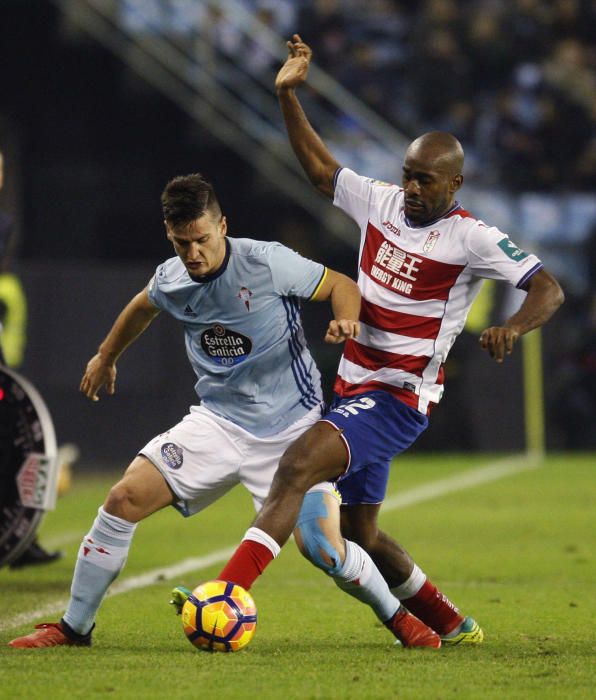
left=1, top=453, right=594, bottom=699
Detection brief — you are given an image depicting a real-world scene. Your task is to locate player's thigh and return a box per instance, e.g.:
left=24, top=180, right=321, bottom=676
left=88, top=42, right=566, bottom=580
left=139, top=405, right=244, bottom=517
left=241, top=404, right=328, bottom=510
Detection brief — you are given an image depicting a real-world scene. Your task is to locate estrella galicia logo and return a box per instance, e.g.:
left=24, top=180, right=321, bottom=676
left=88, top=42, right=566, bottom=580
left=161, top=442, right=183, bottom=470
left=201, top=325, right=253, bottom=366
left=497, top=237, right=529, bottom=261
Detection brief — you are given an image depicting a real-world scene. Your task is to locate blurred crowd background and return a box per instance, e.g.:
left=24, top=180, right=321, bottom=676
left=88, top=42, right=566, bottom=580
left=0, top=0, right=594, bottom=462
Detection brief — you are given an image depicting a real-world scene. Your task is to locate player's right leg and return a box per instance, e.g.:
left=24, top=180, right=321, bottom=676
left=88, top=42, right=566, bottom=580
left=218, top=420, right=349, bottom=588
left=8, top=456, right=175, bottom=648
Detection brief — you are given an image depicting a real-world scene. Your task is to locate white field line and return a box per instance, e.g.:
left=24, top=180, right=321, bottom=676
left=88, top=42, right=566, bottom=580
left=43, top=531, right=85, bottom=549
left=383, top=452, right=542, bottom=510
left=0, top=453, right=541, bottom=633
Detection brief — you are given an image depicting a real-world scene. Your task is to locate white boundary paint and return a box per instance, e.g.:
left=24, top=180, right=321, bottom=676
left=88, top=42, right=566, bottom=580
left=0, top=453, right=542, bottom=633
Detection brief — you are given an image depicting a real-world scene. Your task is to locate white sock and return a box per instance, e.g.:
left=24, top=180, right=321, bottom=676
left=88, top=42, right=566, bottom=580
left=333, top=540, right=400, bottom=623
left=390, top=563, right=426, bottom=600
left=243, top=526, right=281, bottom=558
left=63, top=506, right=137, bottom=635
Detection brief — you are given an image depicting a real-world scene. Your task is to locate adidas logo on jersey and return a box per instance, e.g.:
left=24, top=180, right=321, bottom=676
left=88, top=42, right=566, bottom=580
left=183, top=305, right=197, bottom=317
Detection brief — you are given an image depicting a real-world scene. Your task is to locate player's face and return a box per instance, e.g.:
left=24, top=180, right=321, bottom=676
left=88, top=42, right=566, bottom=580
left=166, top=212, right=227, bottom=279
left=402, top=153, right=460, bottom=225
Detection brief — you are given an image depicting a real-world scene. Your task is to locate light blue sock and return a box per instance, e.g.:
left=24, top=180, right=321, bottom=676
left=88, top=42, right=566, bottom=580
left=333, top=540, right=400, bottom=623
left=63, top=506, right=137, bottom=635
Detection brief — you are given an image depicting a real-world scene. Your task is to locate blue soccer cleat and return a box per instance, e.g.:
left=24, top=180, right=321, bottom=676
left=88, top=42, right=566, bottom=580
left=440, top=616, right=484, bottom=645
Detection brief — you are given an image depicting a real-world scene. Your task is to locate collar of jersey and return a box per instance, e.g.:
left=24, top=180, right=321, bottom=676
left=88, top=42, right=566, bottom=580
left=404, top=200, right=461, bottom=229
left=189, top=238, right=231, bottom=284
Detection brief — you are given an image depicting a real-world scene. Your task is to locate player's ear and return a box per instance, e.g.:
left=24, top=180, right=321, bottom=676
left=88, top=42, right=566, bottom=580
left=451, top=174, right=463, bottom=193
left=219, top=216, right=227, bottom=237
left=164, top=221, right=174, bottom=241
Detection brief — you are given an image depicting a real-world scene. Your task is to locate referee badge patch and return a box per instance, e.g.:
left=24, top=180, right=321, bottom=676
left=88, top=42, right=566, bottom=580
left=161, top=442, right=184, bottom=470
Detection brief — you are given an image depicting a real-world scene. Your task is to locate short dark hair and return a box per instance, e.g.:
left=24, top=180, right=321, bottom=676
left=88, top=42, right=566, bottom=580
left=161, top=173, right=222, bottom=229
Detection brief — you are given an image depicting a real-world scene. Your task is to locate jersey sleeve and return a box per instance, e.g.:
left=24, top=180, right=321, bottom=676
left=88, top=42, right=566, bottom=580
left=267, top=243, right=326, bottom=299
left=147, top=264, right=167, bottom=309
left=465, top=223, right=543, bottom=288
left=333, top=167, right=402, bottom=232
left=333, top=167, right=379, bottom=228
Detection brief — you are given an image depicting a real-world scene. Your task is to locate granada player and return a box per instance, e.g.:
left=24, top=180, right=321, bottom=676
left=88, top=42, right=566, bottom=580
left=215, top=35, right=564, bottom=645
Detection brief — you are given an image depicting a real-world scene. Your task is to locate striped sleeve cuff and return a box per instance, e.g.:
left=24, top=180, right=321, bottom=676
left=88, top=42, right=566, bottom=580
left=309, top=267, right=328, bottom=300
left=516, top=262, right=543, bottom=289
left=333, top=167, right=343, bottom=191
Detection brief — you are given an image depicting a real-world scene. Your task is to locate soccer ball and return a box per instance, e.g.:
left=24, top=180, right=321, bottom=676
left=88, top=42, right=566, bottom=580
left=181, top=580, right=257, bottom=652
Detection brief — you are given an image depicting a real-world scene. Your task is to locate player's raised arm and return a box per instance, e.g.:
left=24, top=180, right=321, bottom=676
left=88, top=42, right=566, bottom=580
left=80, top=287, right=160, bottom=401
left=276, top=34, right=340, bottom=199
left=310, top=268, right=361, bottom=344
left=479, top=269, right=564, bottom=363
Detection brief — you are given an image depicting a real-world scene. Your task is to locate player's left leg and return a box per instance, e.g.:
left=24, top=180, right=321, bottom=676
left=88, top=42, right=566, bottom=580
left=340, top=504, right=483, bottom=645
left=61, top=456, right=174, bottom=638
left=294, top=488, right=440, bottom=648
left=9, top=456, right=174, bottom=648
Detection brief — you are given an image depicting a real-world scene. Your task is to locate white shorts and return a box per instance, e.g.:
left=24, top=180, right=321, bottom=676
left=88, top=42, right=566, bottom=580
left=140, top=404, right=333, bottom=517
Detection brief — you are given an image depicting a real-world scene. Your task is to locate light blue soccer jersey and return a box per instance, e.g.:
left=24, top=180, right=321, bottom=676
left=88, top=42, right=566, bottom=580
left=148, top=237, right=325, bottom=437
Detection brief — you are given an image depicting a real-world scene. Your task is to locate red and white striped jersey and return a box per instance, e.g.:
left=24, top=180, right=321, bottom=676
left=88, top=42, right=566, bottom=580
left=333, top=167, right=543, bottom=415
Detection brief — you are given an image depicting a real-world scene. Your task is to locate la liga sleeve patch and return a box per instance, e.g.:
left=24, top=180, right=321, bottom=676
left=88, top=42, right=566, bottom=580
left=497, top=237, right=529, bottom=261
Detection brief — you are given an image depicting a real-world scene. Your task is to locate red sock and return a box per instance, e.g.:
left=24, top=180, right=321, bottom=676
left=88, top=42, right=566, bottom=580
left=217, top=540, right=274, bottom=590
left=402, top=580, right=464, bottom=635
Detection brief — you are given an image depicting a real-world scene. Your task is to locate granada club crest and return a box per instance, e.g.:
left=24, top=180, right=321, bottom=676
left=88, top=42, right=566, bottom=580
left=423, top=230, right=440, bottom=253
left=237, top=286, right=253, bottom=311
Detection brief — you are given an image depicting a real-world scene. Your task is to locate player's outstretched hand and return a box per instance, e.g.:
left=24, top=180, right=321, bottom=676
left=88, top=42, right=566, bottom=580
left=275, top=34, right=312, bottom=93
left=479, top=326, right=520, bottom=363
left=80, top=353, right=117, bottom=401
left=324, top=319, right=360, bottom=345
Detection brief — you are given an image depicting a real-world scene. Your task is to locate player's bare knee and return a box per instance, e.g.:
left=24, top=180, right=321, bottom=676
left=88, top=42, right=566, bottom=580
left=103, top=482, right=139, bottom=522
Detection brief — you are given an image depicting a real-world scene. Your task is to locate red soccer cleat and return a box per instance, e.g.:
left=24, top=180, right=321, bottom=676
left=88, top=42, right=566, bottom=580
left=388, top=608, right=442, bottom=649
left=8, top=622, right=91, bottom=648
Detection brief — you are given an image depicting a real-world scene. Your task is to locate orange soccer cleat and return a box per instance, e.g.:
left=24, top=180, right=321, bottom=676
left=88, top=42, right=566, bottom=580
left=8, top=622, right=92, bottom=648
left=388, top=608, right=442, bottom=649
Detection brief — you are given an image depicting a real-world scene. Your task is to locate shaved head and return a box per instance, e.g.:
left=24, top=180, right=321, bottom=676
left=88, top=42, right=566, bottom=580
left=402, top=131, right=464, bottom=225
left=406, top=132, right=464, bottom=177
